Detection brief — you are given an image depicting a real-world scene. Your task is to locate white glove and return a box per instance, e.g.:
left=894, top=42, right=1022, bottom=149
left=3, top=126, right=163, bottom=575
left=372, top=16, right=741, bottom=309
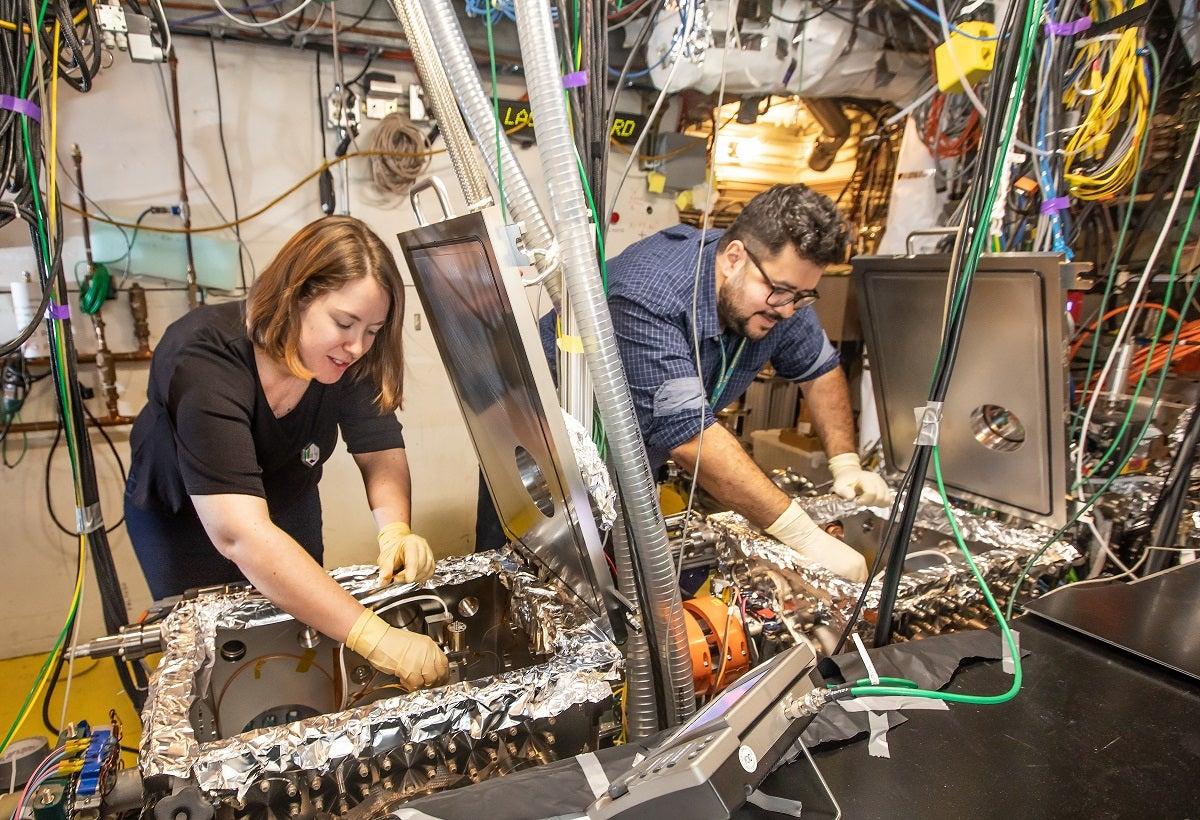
left=346, top=610, right=448, bottom=690
left=828, top=453, right=893, bottom=507
left=376, top=522, right=436, bottom=587
left=766, top=499, right=868, bottom=582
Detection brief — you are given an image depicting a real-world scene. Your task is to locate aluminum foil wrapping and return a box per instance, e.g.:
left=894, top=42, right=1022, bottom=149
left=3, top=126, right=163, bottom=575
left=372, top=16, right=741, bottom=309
left=140, top=551, right=621, bottom=798
left=561, top=409, right=617, bottom=532
left=709, top=491, right=1079, bottom=640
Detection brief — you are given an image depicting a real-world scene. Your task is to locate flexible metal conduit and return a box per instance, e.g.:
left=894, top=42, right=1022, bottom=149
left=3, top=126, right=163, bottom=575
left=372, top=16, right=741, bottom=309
left=612, top=512, right=660, bottom=740
left=419, top=0, right=591, bottom=433
left=419, top=0, right=562, bottom=310
left=512, top=0, right=696, bottom=725
left=386, top=0, right=493, bottom=209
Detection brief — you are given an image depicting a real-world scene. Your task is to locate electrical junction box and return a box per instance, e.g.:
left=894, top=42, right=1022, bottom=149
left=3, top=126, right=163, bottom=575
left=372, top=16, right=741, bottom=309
left=655, top=133, right=708, bottom=192
left=935, top=21, right=997, bottom=94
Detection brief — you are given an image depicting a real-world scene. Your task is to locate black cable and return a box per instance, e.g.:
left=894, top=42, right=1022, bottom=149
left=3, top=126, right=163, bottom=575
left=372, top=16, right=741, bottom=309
left=208, top=37, right=248, bottom=292
left=871, top=0, right=1033, bottom=646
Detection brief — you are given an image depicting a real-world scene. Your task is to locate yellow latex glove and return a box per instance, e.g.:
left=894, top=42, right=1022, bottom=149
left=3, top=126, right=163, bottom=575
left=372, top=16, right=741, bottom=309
left=376, top=521, right=436, bottom=586
left=346, top=609, right=448, bottom=690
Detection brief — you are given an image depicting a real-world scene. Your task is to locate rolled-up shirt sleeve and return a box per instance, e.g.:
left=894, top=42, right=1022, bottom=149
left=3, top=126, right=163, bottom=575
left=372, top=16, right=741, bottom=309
left=338, top=375, right=405, bottom=454
left=610, top=296, right=716, bottom=464
left=772, top=305, right=841, bottom=382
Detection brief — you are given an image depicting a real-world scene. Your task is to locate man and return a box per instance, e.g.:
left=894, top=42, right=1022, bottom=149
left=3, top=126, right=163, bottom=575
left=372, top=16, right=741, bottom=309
left=477, top=184, right=886, bottom=581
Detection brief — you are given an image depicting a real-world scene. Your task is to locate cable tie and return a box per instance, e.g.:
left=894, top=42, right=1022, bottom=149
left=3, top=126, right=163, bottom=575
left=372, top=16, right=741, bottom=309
left=851, top=633, right=880, bottom=685
left=1040, top=195, right=1070, bottom=215
left=47, top=303, right=70, bottom=320
left=562, top=70, right=588, bottom=89
left=76, top=503, right=103, bottom=534
left=0, top=94, right=41, bottom=121
left=1043, top=15, right=1091, bottom=36
left=913, top=401, right=944, bottom=446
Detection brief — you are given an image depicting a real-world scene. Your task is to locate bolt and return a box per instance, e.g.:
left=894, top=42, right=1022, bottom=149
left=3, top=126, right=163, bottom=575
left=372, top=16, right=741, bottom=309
left=424, top=746, right=436, bottom=759
left=357, top=762, right=370, bottom=779
left=446, top=761, right=458, bottom=773
left=309, top=776, right=322, bottom=791
left=288, top=805, right=300, bottom=817
left=352, top=666, right=371, bottom=684
left=381, top=758, right=392, bottom=772
left=542, top=732, right=555, bottom=744
left=33, top=788, right=57, bottom=808
left=359, top=784, right=370, bottom=798
left=446, top=742, right=456, bottom=754
left=259, top=781, right=271, bottom=793
left=286, top=782, right=298, bottom=797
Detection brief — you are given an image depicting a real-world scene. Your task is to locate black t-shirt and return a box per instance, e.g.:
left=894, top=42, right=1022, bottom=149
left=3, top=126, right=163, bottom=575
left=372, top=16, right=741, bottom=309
left=125, top=300, right=404, bottom=564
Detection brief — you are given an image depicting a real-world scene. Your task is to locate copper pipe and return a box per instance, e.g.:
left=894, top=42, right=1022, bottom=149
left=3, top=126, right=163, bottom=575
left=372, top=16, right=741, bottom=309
left=27, top=350, right=152, bottom=367
left=128, top=283, right=152, bottom=355
left=72, top=145, right=95, bottom=270
left=168, top=53, right=199, bottom=309
left=74, top=145, right=122, bottom=419
left=6, top=415, right=135, bottom=434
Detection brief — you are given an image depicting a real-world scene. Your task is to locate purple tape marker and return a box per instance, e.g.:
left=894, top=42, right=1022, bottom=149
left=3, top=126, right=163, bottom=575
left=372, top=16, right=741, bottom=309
left=562, top=70, right=588, bottom=89
left=0, top=94, right=41, bottom=121
left=1040, top=196, right=1070, bottom=215
left=48, top=303, right=70, bottom=320
left=1044, top=16, right=1091, bottom=36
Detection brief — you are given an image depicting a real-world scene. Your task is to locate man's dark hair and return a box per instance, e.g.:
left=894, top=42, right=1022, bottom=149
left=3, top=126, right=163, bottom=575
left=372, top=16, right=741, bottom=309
left=717, top=184, right=848, bottom=266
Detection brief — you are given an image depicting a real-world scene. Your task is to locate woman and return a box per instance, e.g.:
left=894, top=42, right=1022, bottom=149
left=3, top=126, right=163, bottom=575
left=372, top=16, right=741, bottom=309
left=124, top=216, right=446, bottom=690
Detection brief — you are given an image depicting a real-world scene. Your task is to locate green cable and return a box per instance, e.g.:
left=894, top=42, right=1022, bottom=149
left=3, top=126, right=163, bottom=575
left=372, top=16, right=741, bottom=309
left=484, top=3, right=505, bottom=219
left=850, top=0, right=1043, bottom=707
left=79, top=263, right=110, bottom=315
left=1005, top=186, right=1200, bottom=619
left=849, top=446, right=1022, bottom=705
left=1070, top=46, right=1161, bottom=461
left=1068, top=45, right=1161, bottom=446
left=1073, top=176, right=1197, bottom=488
left=0, top=568, right=80, bottom=755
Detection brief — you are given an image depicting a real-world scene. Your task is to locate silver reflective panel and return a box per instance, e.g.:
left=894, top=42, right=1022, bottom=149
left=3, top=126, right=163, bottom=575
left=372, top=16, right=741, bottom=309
left=397, top=210, right=614, bottom=625
left=854, top=254, right=1069, bottom=528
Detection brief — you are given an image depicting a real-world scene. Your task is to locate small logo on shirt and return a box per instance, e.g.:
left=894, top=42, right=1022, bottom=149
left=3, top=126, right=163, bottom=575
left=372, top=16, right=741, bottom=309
left=300, top=443, right=320, bottom=468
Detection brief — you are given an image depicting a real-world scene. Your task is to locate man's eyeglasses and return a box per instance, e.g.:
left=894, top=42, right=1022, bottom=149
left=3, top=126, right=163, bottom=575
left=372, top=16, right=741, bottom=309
left=743, top=246, right=820, bottom=308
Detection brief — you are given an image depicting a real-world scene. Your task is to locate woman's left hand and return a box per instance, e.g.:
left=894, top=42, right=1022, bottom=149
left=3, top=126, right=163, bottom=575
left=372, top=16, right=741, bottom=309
left=376, top=522, right=436, bottom=586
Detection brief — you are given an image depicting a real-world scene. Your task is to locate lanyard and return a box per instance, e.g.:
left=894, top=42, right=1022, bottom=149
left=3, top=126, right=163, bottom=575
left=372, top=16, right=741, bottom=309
left=709, top=336, right=747, bottom=405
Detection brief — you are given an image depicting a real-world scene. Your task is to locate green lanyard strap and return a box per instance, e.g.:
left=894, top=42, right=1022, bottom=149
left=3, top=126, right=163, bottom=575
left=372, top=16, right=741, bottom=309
left=709, top=336, right=747, bottom=406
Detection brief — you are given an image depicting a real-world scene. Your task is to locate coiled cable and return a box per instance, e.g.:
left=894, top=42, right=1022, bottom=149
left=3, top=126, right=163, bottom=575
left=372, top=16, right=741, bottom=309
left=366, top=111, right=430, bottom=198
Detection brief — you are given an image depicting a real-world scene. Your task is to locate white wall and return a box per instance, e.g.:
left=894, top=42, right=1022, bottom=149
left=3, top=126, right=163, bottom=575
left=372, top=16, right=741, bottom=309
left=0, top=35, right=678, bottom=657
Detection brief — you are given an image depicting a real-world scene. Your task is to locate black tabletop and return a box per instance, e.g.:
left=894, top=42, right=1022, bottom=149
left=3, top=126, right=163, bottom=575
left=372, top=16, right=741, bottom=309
left=738, top=617, right=1200, bottom=820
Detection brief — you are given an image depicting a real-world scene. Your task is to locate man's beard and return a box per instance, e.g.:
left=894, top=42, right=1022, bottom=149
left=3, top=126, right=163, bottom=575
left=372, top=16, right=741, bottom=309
left=718, top=285, right=785, bottom=340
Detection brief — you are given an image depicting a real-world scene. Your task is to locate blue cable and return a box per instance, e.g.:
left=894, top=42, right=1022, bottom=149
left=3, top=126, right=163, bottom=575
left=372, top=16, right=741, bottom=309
left=895, top=0, right=1001, bottom=40
left=1035, top=0, right=1071, bottom=258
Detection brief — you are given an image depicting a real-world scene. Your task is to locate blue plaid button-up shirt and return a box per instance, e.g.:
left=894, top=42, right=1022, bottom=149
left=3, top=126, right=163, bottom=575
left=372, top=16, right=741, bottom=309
left=540, top=224, right=839, bottom=468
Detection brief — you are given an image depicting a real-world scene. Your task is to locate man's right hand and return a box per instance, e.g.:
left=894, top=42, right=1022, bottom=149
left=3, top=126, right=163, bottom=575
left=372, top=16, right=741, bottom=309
left=766, top=498, right=868, bottom=582
left=346, top=610, right=449, bottom=691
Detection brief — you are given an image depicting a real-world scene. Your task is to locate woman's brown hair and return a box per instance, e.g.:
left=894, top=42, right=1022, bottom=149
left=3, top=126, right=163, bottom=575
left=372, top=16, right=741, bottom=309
left=246, top=216, right=405, bottom=412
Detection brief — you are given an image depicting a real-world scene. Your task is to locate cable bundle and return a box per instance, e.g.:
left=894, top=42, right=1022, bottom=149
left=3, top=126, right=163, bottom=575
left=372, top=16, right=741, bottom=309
left=366, top=111, right=431, bottom=198
left=1060, top=0, right=1150, bottom=200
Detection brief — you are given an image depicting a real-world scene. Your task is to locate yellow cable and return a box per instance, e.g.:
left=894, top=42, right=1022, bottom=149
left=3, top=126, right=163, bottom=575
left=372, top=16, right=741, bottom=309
left=48, top=21, right=60, bottom=236
left=5, top=536, right=86, bottom=747
left=1062, top=0, right=1148, bottom=200
left=58, top=123, right=525, bottom=236
left=0, top=6, right=86, bottom=33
